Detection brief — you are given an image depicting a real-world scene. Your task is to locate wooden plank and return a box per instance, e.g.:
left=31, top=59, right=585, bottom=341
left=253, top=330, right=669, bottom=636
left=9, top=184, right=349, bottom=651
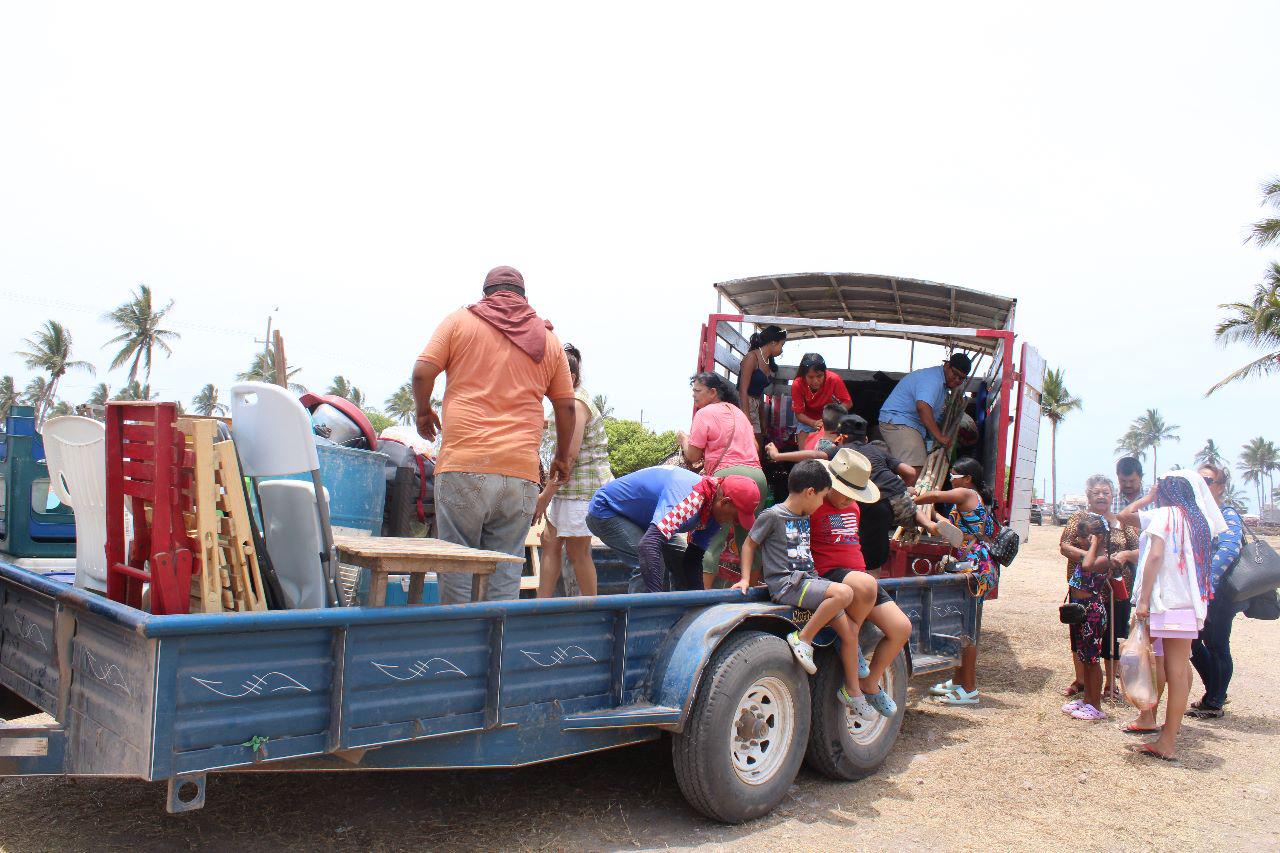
left=213, top=441, right=268, bottom=612
left=332, top=536, right=515, bottom=563
left=177, top=419, right=223, bottom=614
left=715, top=320, right=750, bottom=355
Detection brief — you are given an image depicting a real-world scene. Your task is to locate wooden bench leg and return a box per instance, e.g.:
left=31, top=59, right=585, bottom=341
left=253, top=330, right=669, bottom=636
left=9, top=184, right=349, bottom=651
left=408, top=573, right=425, bottom=605
left=369, top=572, right=388, bottom=607
left=472, top=573, right=487, bottom=602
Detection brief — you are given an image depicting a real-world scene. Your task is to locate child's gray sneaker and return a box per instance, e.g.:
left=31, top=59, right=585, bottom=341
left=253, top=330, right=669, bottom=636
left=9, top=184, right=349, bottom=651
left=787, top=632, right=817, bottom=675
left=839, top=686, right=875, bottom=719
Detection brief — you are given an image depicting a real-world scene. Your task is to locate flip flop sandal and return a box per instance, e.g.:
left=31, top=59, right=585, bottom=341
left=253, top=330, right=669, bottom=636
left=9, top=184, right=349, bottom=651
left=934, top=518, right=964, bottom=547
left=929, top=679, right=958, bottom=697
left=1130, top=744, right=1177, bottom=763
left=935, top=687, right=979, bottom=706
left=1185, top=707, right=1224, bottom=719
left=1061, top=682, right=1083, bottom=698
left=1120, top=723, right=1160, bottom=734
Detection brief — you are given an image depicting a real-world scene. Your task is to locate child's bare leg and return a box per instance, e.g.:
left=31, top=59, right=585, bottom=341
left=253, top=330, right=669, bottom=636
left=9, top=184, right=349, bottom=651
left=1152, top=638, right=1192, bottom=757
left=862, top=600, right=912, bottom=692
left=829, top=612, right=863, bottom=696
left=954, top=644, right=978, bottom=692
left=840, top=572, right=877, bottom=625
left=536, top=522, right=563, bottom=599
left=797, top=583, right=855, bottom=645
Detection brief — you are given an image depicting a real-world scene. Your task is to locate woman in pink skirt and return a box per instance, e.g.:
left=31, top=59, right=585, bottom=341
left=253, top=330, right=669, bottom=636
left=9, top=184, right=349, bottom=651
left=1117, top=471, right=1227, bottom=761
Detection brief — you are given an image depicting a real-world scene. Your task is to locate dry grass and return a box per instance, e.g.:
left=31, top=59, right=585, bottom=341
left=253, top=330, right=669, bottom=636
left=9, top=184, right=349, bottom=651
left=0, top=532, right=1277, bottom=851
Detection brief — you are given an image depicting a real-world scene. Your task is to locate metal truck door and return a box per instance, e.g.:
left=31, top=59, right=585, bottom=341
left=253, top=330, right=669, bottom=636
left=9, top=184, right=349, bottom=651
left=1006, top=343, right=1046, bottom=543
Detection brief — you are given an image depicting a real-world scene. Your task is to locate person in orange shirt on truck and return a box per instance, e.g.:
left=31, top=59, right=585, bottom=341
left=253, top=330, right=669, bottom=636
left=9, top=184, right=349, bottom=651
left=412, top=265, right=577, bottom=605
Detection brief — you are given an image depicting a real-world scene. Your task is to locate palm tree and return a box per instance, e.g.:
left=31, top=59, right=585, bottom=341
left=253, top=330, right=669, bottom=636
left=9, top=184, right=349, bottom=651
left=88, top=383, right=111, bottom=406
left=22, top=376, right=50, bottom=408
left=16, top=320, right=95, bottom=423
left=1194, top=439, right=1226, bottom=469
left=1114, top=428, right=1148, bottom=463
left=1207, top=263, right=1280, bottom=394
left=1039, top=368, right=1082, bottom=517
left=1225, top=482, right=1250, bottom=513
left=1238, top=437, right=1276, bottom=513
left=103, top=284, right=180, bottom=384
left=191, top=383, right=227, bottom=416
left=47, top=401, right=74, bottom=418
left=593, top=394, right=614, bottom=419
left=113, top=380, right=157, bottom=402
left=0, top=376, right=17, bottom=423
left=237, top=349, right=305, bottom=393
left=384, top=382, right=415, bottom=425
left=1128, top=409, right=1179, bottom=474
left=326, top=376, right=365, bottom=408
left=1246, top=176, right=1280, bottom=248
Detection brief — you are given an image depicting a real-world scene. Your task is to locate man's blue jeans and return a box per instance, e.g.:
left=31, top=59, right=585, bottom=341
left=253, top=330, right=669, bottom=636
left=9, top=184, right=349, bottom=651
left=435, top=472, right=538, bottom=605
left=586, top=512, right=647, bottom=594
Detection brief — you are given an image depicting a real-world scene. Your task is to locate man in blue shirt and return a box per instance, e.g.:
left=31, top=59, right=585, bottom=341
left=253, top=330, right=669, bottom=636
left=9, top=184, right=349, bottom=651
left=587, top=466, right=759, bottom=593
left=876, top=353, right=971, bottom=473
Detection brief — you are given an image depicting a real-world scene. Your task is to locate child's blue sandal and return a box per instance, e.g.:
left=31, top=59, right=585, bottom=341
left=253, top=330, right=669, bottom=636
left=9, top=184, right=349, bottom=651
left=864, top=688, right=897, bottom=717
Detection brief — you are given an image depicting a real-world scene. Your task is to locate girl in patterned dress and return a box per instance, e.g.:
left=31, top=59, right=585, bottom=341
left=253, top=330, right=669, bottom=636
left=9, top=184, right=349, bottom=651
left=912, top=457, right=997, bottom=706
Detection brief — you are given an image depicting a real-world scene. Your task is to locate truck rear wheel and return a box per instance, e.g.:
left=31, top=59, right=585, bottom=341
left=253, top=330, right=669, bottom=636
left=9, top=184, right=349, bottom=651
left=672, top=630, right=811, bottom=824
left=804, top=644, right=908, bottom=780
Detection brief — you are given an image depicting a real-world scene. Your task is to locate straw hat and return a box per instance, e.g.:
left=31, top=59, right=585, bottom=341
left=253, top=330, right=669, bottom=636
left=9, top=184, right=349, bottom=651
left=823, top=448, right=881, bottom=503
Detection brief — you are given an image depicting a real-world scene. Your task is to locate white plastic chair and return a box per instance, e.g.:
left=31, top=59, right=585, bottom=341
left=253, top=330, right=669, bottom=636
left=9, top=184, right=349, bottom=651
left=230, top=382, right=340, bottom=606
left=257, top=480, right=329, bottom=609
left=41, top=416, right=108, bottom=592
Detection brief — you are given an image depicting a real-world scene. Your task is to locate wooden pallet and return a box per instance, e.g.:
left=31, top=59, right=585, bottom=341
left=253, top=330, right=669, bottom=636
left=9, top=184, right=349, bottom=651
left=177, top=419, right=267, bottom=613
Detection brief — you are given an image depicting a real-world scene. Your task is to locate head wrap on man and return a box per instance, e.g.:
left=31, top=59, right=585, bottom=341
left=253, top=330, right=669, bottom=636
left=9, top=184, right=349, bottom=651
left=468, top=266, right=553, bottom=363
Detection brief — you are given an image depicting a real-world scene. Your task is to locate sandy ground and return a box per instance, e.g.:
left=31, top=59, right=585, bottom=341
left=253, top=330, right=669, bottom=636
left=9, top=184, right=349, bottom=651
left=0, top=531, right=1277, bottom=852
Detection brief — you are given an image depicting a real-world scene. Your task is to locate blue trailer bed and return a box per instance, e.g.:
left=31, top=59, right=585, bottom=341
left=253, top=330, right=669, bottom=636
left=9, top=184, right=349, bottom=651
left=0, top=558, right=980, bottom=823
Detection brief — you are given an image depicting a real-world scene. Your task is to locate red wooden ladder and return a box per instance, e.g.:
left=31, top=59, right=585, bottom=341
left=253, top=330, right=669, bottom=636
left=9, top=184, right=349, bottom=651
left=105, top=402, right=197, bottom=615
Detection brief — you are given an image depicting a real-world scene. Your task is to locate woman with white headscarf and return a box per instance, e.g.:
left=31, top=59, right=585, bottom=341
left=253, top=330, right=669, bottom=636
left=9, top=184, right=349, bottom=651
left=1116, top=470, right=1227, bottom=761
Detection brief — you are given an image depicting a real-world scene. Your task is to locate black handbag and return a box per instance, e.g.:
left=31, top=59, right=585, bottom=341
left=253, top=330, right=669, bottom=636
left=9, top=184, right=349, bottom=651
left=1059, top=592, right=1086, bottom=625
left=990, top=527, right=1021, bottom=567
left=1220, top=530, right=1280, bottom=603
left=1244, top=589, right=1280, bottom=621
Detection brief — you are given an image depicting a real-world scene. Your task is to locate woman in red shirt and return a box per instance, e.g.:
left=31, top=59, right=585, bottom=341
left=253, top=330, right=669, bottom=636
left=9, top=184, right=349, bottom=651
left=791, top=353, right=852, bottom=437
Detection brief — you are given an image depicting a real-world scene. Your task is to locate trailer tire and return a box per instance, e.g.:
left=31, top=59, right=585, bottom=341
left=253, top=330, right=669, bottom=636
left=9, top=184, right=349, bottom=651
left=804, top=645, right=908, bottom=780
left=671, top=630, right=811, bottom=824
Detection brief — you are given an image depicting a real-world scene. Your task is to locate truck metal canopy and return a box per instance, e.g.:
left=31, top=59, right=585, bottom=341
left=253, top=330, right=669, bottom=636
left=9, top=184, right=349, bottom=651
left=713, top=273, right=1016, bottom=353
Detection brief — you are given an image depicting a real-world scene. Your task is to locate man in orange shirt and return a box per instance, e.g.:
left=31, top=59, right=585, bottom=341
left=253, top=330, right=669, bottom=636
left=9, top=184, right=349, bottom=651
left=412, top=266, right=578, bottom=604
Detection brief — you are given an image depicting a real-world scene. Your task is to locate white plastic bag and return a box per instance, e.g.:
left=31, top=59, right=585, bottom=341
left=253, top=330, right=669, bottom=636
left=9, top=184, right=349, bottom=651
left=1119, top=619, right=1158, bottom=711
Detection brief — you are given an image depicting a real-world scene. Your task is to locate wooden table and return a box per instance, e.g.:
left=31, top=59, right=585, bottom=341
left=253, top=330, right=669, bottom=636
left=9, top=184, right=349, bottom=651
left=333, top=536, right=518, bottom=606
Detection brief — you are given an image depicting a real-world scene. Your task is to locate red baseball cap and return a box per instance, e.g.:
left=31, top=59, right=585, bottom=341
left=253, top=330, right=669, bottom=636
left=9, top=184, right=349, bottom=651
left=718, top=475, right=761, bottom=530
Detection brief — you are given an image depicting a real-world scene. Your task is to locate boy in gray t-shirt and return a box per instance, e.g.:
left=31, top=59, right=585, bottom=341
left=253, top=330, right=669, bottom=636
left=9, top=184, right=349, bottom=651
left=736, top=460, right=875, bottom=718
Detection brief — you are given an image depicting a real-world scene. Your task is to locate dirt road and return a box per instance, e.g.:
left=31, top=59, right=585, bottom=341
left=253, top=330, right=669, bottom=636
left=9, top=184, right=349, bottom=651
left=1, top=531, right=1277, bottom=851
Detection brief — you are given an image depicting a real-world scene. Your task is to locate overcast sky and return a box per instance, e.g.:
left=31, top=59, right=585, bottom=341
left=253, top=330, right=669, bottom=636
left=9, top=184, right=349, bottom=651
left=2, top=2, right=1277, bottom=510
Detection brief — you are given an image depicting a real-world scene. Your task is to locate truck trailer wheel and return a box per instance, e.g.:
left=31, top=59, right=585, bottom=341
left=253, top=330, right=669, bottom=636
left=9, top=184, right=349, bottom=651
left=804, top=645, right=908, bottom=780
left=672, top=630, right=811, bottom=824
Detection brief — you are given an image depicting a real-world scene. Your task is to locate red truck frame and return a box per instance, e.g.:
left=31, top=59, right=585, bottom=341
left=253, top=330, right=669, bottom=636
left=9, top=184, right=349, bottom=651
left=697, top=273, right=1045, bottom=582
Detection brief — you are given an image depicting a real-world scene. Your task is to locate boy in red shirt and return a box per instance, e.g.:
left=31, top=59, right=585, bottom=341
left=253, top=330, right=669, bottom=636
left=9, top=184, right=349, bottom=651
left=810, top=448, right=914, bottom=717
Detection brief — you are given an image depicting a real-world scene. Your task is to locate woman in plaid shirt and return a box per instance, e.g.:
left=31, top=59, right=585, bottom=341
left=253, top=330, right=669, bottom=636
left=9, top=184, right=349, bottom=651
left=534, top=345, right=613, bottom=597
